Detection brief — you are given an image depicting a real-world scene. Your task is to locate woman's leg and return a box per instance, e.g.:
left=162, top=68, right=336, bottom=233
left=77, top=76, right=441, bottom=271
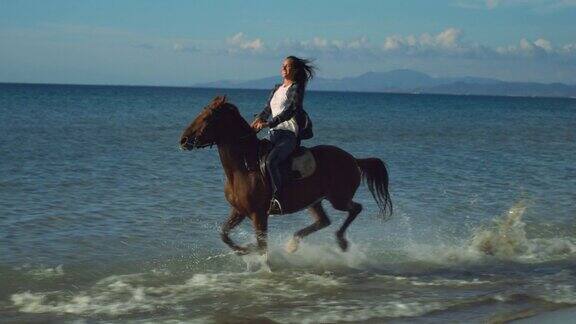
left=266, top=130, right=298, bottom=200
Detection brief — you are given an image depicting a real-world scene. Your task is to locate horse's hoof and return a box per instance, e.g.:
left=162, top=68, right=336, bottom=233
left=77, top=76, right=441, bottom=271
left=234, top=243, right=257, bottom=256
left=245, top=243, right=259, bottom=253
left=234, top=248, right=250, bottom=256
left=236, top=243, right=265, bottom=256
left=337, top=238, right=349, bottom=252
left=285, top=237, right=300, bottom=254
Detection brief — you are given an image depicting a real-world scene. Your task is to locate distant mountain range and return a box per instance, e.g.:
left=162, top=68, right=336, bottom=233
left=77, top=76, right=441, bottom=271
left=194, top=69, right=576, bottom=98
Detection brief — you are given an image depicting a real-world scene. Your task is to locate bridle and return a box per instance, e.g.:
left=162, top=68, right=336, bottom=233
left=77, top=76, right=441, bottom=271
left=183, top=102, right=261, bottom=172
left=191, top=126, right=214, bottom=149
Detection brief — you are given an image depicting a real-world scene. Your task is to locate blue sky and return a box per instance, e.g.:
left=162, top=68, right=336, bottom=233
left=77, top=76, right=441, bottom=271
left=1, top=0, right=575, bottom=85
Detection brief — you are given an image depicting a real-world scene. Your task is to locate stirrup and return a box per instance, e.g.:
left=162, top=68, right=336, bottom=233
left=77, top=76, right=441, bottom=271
left=268, top=197, right=283, bottom=214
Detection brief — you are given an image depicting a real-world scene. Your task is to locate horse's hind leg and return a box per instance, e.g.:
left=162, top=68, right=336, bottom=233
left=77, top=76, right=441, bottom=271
left=334, top=201, right=363, bottom=251
left=285, top=201, right=331, bottom=253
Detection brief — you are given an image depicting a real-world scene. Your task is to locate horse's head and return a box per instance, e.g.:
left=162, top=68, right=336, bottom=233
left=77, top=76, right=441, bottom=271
left=180, top=96, right=249, bottom=150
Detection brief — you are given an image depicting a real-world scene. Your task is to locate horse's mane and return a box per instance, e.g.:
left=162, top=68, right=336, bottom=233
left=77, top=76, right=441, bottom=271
left=208, top=96, right=228, bottom=110
left=208, top=96, right=255, bottom=136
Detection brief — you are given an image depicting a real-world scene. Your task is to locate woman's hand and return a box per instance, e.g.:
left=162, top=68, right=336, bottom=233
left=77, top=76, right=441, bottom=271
left=251, top=119, right=267, bottom=132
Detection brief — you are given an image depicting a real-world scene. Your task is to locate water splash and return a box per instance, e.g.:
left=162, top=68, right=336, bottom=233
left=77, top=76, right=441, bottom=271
left=470, top=201, right=576, bottom=261
left=241, top=253, right=272, bottom=272
left=406, top=201, right=576, bottom=265
left=471, top=201, right=531, bottom=258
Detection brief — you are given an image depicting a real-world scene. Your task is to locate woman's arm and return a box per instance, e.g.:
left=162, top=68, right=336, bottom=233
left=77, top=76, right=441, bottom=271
left=267, top=84, right=303, bottom=128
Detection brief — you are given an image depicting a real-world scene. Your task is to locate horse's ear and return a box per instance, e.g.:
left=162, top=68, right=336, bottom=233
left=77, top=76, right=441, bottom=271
left=212, top=95, right=227, bottom=107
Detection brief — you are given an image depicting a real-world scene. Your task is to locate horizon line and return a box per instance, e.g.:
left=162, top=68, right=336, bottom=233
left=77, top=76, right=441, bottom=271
left=1, top=81, right=574, bottom=101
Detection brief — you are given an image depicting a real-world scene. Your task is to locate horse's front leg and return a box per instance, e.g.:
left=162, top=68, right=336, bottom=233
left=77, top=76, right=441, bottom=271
left=247, top=211, right=272, bottom=271
left=220, top=208, right=248, bottom=254
left=250, top=212, right=269, bottom=255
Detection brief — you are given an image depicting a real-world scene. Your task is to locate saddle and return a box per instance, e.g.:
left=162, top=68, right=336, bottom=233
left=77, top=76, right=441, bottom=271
left=244, top=139, right=316, bottom=182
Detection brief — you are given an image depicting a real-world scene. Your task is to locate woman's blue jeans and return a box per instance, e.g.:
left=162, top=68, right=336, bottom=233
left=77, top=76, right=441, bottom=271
left=266, top=129, right=297, bottom=197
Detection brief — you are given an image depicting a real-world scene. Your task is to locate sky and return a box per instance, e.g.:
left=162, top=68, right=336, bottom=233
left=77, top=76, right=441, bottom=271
left=1, top=0, right=575, bottom=85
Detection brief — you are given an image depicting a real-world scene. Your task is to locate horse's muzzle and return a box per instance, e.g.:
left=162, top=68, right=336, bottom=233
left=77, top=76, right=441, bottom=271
left=180, top=136, right=193, bottom=150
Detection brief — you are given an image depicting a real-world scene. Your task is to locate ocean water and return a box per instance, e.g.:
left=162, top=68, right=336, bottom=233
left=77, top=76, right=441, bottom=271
left=1, top=83, right=575, bottom=323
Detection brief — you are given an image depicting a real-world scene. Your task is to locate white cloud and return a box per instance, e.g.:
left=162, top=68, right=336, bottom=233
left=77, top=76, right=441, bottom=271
left=268, top=29, right=576, bottom=62
left=226, top=33, right=264, bottom=52
left=436, top=28, right=462, bottom=47
left=272, top=36, right=374, bottom=59
left=495, top=37, right=574, bottom=58
left=534, top=38, right=553, bottom=52
left=199, top=30, right=576, bottom=64
left=279, top=36, right=370, bottom=52
left=380, top=28, right=477, bottom=57
left=560, top=43, right=576, bottom=55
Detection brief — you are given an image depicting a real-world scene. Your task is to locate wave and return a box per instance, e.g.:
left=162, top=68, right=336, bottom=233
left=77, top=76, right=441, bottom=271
left=10, top=270, right=345, bottom=318
left=9, top=202, right=576, bottom=322
left=11, top=264, right=65, bottom=280
left=12, top=268, right=576, bottom=321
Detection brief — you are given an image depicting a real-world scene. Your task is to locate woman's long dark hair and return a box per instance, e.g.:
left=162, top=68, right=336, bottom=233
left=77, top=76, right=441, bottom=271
left=286, top=56, right=316, bottom=88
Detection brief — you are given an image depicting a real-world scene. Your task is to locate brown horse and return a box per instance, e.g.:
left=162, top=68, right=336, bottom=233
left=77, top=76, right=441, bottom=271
left=180, top=96, right=392, bottom=256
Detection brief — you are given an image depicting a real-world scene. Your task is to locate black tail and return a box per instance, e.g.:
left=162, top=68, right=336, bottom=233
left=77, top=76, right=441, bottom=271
left=356, top=158, right=393, bottom=220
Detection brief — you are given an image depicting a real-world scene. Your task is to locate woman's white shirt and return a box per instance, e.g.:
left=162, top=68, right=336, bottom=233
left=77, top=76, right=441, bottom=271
left=269, top=84, right=298, bottom=134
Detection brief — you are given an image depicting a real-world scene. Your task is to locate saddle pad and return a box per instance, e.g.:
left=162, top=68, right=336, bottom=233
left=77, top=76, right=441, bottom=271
left=291, top=149, right=316, bottom=179
left=257, top=142, right=317, bottom=181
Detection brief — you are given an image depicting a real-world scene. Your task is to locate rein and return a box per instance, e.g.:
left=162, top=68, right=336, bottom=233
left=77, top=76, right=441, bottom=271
left=225, top=131, right=260, bottom=173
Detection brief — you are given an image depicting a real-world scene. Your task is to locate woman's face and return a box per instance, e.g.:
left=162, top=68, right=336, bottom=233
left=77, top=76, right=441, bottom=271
left=281, top=59, right=293, bottom=81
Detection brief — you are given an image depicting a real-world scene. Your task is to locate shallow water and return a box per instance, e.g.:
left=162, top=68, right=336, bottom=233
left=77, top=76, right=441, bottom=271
left=1, top=83, right=575, bottom=322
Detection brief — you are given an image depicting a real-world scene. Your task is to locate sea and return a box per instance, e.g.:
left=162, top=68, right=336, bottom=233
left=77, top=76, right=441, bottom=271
left=1, top=83, right=575, bottom=323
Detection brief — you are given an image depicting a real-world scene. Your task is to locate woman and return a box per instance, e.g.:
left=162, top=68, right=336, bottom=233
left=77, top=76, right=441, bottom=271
left=251, top=56, right=315, bottom=213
